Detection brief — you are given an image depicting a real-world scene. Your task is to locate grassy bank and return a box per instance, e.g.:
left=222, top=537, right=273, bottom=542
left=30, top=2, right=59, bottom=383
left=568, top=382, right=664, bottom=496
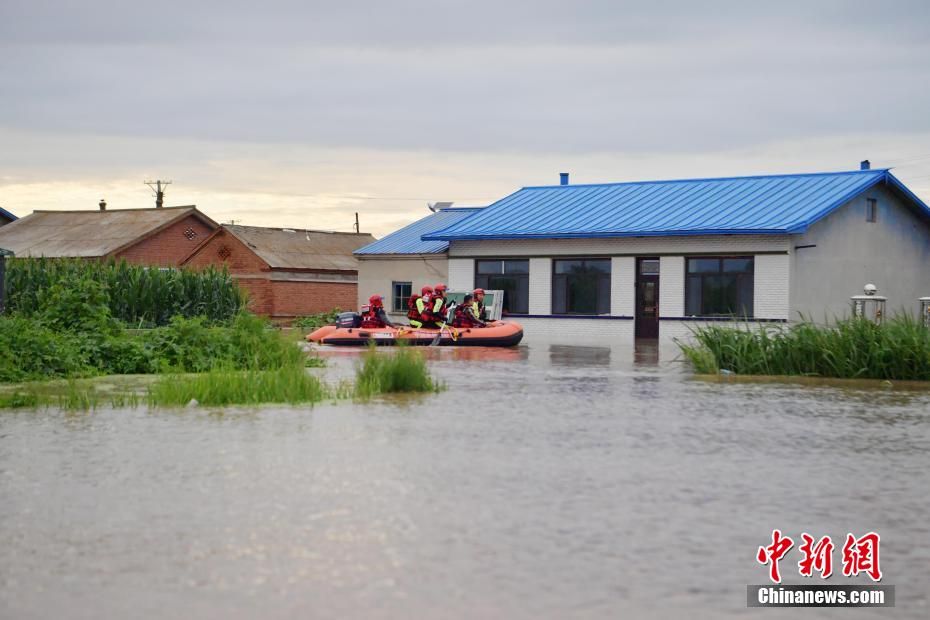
left=679, top=316, right=930, bottom=380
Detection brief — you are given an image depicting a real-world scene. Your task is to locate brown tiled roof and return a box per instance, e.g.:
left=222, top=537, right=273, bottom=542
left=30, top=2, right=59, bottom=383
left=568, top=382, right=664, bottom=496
left=220, top=224, right=375, bottom=271
left=0, top=206, right=216, bottom=258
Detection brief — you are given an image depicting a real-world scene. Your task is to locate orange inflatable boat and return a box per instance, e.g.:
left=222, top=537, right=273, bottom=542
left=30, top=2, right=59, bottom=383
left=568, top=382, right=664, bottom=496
left=306, top=321, right=524, bottom=347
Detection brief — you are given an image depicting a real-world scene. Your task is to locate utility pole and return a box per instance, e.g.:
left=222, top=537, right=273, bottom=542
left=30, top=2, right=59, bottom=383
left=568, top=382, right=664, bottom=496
left=144, top=179, right=172, bottom=208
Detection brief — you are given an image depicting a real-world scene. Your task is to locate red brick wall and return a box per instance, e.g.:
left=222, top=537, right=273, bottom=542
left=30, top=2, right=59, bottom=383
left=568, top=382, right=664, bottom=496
left=182, top=229, right=356, bottom=317
left=271, top=280, right=357, bottom=317
left=115, top=215, right=215, bottom=266
left=184, top=229, right=269, bottom=273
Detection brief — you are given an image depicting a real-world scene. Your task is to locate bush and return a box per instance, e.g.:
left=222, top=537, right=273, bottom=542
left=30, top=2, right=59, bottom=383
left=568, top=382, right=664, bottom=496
left=354, top=344, right=441, bottom=398
left=0, top=316, right=89, bottom=382
left=293, top=309, right=342, bottom=331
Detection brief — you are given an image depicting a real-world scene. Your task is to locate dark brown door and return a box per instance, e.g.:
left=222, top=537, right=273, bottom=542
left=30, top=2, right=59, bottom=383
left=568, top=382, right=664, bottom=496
left=635, top=258, right=660, bottom=339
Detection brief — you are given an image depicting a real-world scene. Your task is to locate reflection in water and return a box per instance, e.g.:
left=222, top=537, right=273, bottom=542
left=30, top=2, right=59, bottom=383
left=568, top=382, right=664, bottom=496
left=633, top=339, right=659, bottom=366
left=548, top=344, right=611, bottom=367
left=2, top=343, right=930, bottom=620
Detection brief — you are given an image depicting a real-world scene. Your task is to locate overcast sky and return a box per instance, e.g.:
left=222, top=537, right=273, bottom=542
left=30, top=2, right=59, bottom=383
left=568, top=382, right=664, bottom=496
left=2, top=0, right=929, bottom=235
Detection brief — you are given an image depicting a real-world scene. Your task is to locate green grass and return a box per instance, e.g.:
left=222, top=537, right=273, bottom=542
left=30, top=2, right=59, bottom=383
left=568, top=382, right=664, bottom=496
left=354, top=344, right=442, bottom=398
left=679, top=315, right=930, bottom=380
left=147, top=366, right=329, bottom=407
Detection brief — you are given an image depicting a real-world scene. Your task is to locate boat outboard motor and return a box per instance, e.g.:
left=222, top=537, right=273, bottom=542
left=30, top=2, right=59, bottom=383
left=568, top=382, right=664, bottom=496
left=335, top=311, right=362, bottom=328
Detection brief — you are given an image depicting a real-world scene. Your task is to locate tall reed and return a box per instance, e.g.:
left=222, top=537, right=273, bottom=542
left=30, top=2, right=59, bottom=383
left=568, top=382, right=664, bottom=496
left=679, top=315, right=930, bottom=380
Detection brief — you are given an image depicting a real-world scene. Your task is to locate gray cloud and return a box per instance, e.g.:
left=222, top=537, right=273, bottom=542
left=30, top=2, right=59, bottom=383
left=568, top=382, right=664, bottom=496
left=2, top=1, right=929, bottom=153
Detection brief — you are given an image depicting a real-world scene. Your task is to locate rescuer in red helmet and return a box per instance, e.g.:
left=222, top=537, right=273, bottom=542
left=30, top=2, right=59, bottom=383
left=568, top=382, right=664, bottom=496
left=426, top=283, right=449, bottom=328
left=360, top=294, right=396, bottom=328
left=452, top=293, right=487, bottom=328
left=407, top=285, right=433, bottom=328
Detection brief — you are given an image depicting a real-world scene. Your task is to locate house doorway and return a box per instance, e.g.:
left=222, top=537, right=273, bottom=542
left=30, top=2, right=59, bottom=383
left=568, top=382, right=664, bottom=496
left=635, top=258, right=660, bottom=339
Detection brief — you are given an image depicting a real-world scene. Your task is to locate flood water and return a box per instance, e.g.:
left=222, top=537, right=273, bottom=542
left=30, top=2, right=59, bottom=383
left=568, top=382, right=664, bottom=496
left=2, top=342, right=929, bottom=619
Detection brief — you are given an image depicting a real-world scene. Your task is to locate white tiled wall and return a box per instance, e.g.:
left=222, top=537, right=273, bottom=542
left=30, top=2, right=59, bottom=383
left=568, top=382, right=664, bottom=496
left=528, top=258, right=551, bottom=314
left=659, top=256, right=685, bottom=317
left=753, top=254, right=790, bottom=320
left=611, top=256, right=635, bottom=316
left=511, top=317, right=635, bottom=344
left=447, top=258, right=475, bottom=291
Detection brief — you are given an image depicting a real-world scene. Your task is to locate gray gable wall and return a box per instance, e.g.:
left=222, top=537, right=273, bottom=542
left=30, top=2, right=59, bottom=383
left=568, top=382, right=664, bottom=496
left=790, top=184, right=930, bottom=320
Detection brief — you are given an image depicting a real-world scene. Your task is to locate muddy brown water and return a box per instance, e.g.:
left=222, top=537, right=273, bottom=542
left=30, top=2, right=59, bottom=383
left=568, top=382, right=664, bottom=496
left=1, top=342, right=929, bottom=619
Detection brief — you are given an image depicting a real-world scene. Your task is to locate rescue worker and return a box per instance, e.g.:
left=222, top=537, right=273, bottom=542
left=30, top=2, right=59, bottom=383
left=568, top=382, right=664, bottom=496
left=360, top=294, right=396, bottom=328
left=472, top=288, right=489, bottom=322
left=408, top=285, right=433, bottom=328
left=426, top=283, right=449, bottom=328
left=453, top=294, right=487, bottom=328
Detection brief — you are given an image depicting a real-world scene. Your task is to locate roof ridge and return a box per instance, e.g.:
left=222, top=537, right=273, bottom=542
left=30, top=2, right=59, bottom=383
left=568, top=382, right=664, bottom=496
left=226, top=223, right=370, bottom=235
left=521, top=168, right=888, bottom=191
left=32, top=205, right=197, bottom=213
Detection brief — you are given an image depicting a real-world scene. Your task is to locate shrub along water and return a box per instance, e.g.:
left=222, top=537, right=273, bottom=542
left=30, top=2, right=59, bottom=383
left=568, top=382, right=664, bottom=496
left=354, top=344, right=442, bottom=398
left=4, top=257, right=244, bottom=326
left=679, top=316, right=930, bottom=381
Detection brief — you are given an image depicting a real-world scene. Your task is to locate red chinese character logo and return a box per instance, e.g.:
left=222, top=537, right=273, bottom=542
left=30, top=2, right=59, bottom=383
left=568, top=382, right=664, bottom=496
left=757, top=529, right=794, bottom=583
left=842, top=532, right=882, bottom=581
left=798, top=533, right=834, bottom=579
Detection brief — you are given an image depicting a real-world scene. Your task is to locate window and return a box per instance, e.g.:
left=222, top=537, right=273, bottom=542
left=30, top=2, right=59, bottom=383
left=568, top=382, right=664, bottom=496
left=475, top=259, right=529, bottom=314
left=552, top=258, right=611, bottom=314
left=685, top=257, right=754, bottom=317
left=391, top=281, right=412, bottom=313
left=866, top=198, right=877, bottom=223
left=184, top=227, right=198, bottom=240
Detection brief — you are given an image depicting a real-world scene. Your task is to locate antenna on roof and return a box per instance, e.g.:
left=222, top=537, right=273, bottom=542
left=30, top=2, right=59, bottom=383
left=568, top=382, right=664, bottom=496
left=427, top=201, right=454, bottom=212
left=143, top=179, right=172, bottom=208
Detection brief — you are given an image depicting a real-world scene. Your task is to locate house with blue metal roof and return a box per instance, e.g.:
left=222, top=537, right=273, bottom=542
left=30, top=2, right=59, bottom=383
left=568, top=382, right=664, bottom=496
left=419, top=163, right=930, bottom=341
left=353, top=207, right=484, bottom=315
left=0, top=205, right=17, bottom=227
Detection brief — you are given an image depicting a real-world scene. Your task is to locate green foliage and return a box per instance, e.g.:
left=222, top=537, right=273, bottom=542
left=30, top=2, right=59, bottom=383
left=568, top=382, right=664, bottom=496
left=147, top=366, right=328, bottom=407
left=293, top=308, right=342, bottom=330
left=4, top=257, right=245, bottom=326
left=679, top=316, right=930, bottom=380
left=354, top=344, right=442, bottom=398
left=0, top=316, right=90, bottom=382
left=0, top=311, right=306, bottom=383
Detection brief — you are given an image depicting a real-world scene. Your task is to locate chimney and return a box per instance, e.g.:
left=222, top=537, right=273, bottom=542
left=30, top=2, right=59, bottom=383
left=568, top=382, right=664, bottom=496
left=860, top=160, right=871, bottom=171
left=99, top=199, right=107, bottom=211
left=559, top=172, right=569, bottom=186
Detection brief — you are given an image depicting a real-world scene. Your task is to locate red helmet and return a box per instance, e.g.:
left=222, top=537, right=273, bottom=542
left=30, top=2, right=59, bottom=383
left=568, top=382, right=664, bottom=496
left=473, top=288, right=485, bottom=296
left=421, top=285, right=433, bottom=296
left=434, top=283, right=448, bottom=294
left=369, top=294, right=384, bottom=306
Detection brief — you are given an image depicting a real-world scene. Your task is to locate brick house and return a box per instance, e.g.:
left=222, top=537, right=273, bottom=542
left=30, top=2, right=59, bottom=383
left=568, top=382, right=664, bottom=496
left=421, top=165, right=930, bottom=342
left=0, top=205, right=217, bottom=265
left=182, top=224, right=375, bottom=318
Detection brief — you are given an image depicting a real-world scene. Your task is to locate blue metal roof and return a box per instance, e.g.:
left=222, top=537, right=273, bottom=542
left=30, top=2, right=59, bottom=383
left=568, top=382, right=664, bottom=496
left=423, top=169, right=930, bottom=240
left=0, top=206, right=17, bottom=222
left=355, top=207, right=483, bottom=255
